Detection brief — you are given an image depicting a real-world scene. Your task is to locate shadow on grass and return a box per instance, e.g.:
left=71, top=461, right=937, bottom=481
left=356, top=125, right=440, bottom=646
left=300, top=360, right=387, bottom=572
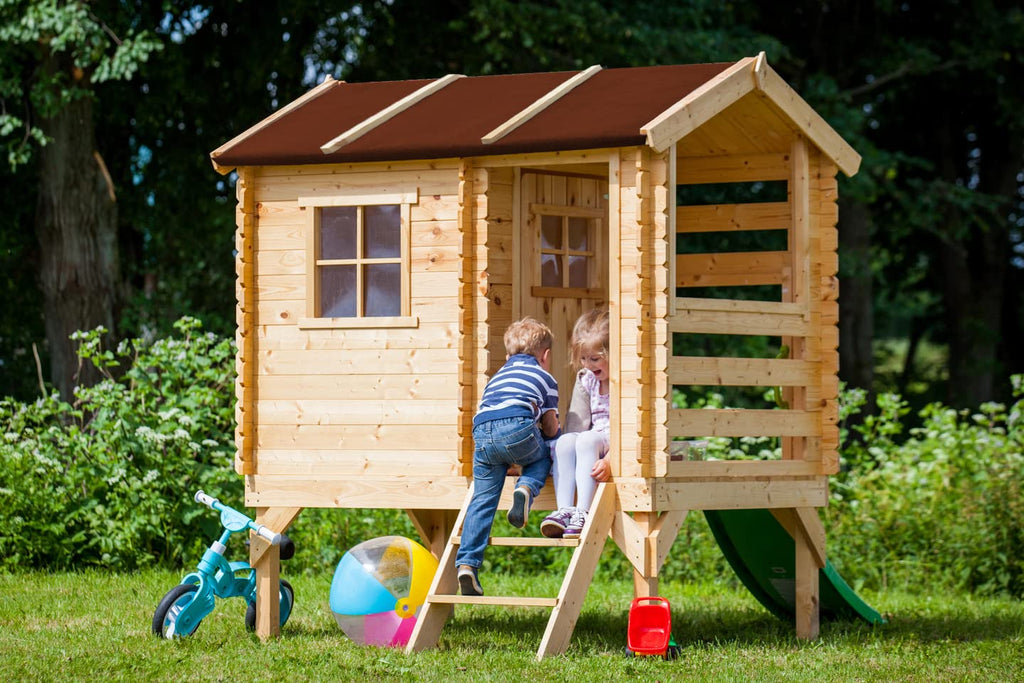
left=408, top=603, right=1024, bottom=654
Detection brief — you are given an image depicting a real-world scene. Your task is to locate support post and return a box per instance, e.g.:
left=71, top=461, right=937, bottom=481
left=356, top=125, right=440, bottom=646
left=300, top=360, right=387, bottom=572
left=795, top=526, right=820, bottom=639
left=251, top=507, right=302, bottom=640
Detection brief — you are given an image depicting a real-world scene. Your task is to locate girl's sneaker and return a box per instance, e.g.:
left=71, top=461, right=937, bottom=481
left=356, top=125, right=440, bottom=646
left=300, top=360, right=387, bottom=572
left=540, top=507, right=574, bottom=538
left=562, top=508, right=588, bottom=539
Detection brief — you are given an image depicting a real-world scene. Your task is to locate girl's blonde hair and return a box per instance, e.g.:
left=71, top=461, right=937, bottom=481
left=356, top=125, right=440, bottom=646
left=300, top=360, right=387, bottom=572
left=569, top=307, right=609, bottom=370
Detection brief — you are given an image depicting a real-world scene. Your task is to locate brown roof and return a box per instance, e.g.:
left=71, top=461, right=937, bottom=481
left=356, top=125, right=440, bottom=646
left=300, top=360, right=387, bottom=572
left=211, top=63, right=734, bottom=168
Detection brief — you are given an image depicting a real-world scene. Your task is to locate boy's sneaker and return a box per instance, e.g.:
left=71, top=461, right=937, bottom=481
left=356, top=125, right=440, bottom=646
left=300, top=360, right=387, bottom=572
left=507, top=485, right=532, bottom=529
left=540, top=507, right=574, bottom=538
left=458, top=565, right=483, bottom=596
left=562, top=508, right=588, bottom=539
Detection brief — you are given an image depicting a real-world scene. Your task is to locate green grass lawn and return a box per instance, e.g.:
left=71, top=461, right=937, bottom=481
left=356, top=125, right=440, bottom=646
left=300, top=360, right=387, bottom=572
left=1, top=569, right=1021, bottom=682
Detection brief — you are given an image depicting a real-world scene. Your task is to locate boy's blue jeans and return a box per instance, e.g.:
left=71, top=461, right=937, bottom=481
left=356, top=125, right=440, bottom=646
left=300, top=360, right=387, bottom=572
left=455, top=416, right=552, bottom=569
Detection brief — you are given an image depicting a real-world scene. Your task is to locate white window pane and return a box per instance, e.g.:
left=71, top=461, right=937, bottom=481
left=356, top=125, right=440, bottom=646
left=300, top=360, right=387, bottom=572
left=320, top=265, right=356, bottom=317
left=541, top=253, right=561, bottom=287
left=320, top=207, right=357, bottom=260
left=568, top=255, right=588, bottom=288
left=364, top=263, right=401, bottom=317
left=541, top=215, right=562, bottom=250
left=568, top=217, right=589, bottom=251
left=364, top=205, right=401, bottom=258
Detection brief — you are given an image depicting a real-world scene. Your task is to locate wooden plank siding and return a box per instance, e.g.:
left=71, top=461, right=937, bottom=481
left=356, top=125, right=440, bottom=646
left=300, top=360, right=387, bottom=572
left=245, top=162, right=463, bottom=505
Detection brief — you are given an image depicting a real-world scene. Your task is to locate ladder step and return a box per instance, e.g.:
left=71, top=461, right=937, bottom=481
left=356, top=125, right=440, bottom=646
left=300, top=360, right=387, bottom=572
left=453, top=536, right=580, bottom=547
left=427, top=595, right=558, bottom=607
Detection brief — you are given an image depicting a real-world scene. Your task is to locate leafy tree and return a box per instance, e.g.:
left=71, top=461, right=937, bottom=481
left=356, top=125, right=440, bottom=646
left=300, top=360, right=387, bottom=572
left=0, top=0, right=160, bottom=399
left=0, top=159, right=43, bottom=398
left=745, top=0, right=1024, bottom=407
left=0, top=1, right=362, bottom=399
left=866, top=0, right=1024, bottom=406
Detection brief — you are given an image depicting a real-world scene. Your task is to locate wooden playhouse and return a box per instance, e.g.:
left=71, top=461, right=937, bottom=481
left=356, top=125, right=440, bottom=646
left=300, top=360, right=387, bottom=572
left=211, top=53, right=860, bottom=658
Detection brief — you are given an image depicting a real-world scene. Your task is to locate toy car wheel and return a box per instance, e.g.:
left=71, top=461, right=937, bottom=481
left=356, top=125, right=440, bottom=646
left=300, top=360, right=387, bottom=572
left=245, top=579, right=294, bottom=631
left=152, top=584, right=199, bottom=638
left=665, top=644, right=681, bottom=660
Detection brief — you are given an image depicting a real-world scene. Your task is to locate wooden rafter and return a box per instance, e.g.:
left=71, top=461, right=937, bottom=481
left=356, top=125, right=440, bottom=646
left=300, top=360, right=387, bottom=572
left=481, top=65, right=603, bottom=145
left=641, top=57, right=757, bottom=153
left=211, top=76, right=343, bottom=174
left=320, top=74, right=465, bottom=154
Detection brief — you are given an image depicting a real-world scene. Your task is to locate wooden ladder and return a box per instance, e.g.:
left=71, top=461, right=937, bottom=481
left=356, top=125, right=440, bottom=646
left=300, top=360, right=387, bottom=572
left=405, top=481, right=616, bottom=660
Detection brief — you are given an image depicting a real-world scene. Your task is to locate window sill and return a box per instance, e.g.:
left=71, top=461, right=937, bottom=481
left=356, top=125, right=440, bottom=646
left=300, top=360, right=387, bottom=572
left=297, top=315, right=420, bottom=330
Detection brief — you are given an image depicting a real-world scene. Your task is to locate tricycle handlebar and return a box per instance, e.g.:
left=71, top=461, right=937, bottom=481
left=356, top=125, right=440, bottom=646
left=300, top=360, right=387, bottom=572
left=195, top=490, right=217, bottom=507
left=255, top=525, right=282, bottom=544
left=195, top=490, right=284, bottom=546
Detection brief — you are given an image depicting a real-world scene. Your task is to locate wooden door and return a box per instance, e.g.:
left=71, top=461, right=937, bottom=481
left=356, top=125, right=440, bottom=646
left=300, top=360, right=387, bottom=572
left=518, top=171, right=609, bottom=419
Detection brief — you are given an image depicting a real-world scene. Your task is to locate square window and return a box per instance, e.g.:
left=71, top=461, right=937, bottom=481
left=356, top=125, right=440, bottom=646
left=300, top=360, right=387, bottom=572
left=306, top=199, right=411, bottom=323
left=536, top=211, right=596, bottom=290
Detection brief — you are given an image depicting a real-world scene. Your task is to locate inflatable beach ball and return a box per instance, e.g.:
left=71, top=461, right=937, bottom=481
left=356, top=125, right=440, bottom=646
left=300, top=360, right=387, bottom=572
left=329, top=535, right=438, bottom=647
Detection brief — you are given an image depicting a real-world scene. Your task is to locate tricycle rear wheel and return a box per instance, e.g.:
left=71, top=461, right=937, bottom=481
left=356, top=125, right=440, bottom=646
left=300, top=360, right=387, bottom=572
left=245, top=579, right=294, bottom=631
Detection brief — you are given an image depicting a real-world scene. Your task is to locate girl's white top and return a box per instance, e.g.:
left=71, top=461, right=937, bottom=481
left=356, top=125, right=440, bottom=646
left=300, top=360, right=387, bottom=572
left=579, top=368, right=610, bottom=433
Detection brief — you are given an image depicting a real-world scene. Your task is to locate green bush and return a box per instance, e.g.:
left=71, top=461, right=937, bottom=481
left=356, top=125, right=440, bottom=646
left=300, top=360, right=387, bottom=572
left=827, top=376, right=1024, bottom=597
left=0, top=318, right=240, bottom=569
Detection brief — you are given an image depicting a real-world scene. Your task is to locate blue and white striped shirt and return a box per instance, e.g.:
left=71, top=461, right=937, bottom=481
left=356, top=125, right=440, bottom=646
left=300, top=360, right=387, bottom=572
left=473, top=354, right=559, bottom=427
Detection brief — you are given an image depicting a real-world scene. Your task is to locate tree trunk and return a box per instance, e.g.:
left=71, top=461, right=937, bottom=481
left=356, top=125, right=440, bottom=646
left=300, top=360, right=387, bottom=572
left=837, top=198, right=874, bottom=394
left=933, top=122, right=1017, bottom=407
left=34, top=50, right=121, bottom=399
left=936, top=233, right=1005, bottom=406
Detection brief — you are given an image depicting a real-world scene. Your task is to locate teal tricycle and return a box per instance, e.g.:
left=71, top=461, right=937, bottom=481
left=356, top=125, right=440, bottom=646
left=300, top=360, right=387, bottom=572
left=152, top=490, right=295, bottom=638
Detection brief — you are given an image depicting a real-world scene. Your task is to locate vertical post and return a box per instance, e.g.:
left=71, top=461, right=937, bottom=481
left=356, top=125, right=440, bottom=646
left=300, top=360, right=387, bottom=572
left=456, top=160, right=476, bottom=474
left=253, top=507, right=280, bottom=640
left=818, top=162, right=842, bottom=474
left=795, top=526, right=820, bottom=639
left=784, top=137, right=811, bottom=462
left=250, top=507, right=301, bottom=640
left=631, top=512, right=658, bottom=598
left=234, top=167, right=256, bottom=476
left=608, top=152, right=622, bottom=478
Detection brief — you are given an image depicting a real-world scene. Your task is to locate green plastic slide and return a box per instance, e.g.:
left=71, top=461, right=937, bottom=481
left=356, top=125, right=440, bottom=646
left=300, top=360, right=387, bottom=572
left=704, top=508, right=885, bottom=625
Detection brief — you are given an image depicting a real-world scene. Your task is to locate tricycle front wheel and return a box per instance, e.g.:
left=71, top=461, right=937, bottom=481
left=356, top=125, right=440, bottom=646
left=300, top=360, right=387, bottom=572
left=152, top=584, right=200, bottom=638
left=245, top=579, right=294, bottom=631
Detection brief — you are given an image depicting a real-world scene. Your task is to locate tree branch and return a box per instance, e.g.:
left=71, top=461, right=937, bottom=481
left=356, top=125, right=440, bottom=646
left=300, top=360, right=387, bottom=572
left=88, top=12, right=123, bottom=46
left=845, top=59, right=962, bottom=98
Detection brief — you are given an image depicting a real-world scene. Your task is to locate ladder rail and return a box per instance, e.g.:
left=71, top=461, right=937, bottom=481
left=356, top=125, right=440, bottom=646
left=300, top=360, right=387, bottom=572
left=404, top=483, right=475, bottom=654
left=536, top=482, right=616, bottom=659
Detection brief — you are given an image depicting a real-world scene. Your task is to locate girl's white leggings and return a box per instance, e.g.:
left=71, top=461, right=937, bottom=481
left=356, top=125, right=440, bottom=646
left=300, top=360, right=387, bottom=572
left=551, top=429, right=609, bottom=512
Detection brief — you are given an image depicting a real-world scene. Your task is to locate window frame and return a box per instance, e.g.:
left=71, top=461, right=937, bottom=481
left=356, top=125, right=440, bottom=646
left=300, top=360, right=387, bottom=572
left=298, top=191, right=419, bottom=329
left=529, top=203, right=605, bottom=300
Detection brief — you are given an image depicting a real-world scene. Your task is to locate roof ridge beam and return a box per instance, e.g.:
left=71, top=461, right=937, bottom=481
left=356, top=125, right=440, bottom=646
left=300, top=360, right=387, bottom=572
left=321, top=73, right=465, bottom=154
left=481, top=65, right=603, bottom=145
left=210, top=75, right=344, bottom=174
left=641, top=56, right=758, bottom=154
